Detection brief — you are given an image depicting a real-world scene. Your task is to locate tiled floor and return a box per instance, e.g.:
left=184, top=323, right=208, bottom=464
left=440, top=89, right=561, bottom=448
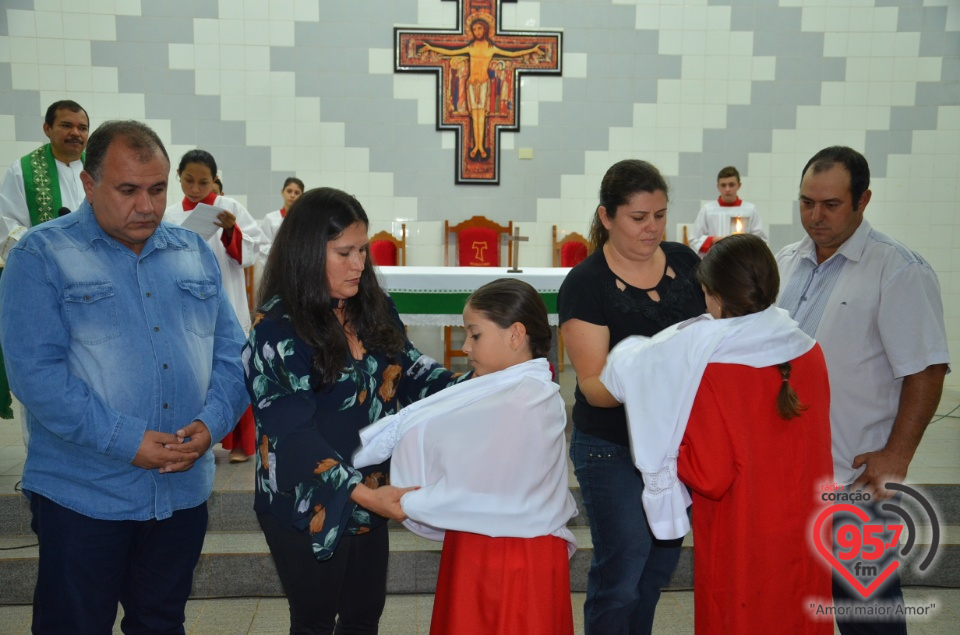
left=2, top=589, right=960, bottom=634
left=1, top=381, right=958, bottom=634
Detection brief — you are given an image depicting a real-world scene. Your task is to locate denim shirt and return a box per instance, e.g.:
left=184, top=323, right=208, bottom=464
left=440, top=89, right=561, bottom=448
left=0, top=202, right=249, bottom=521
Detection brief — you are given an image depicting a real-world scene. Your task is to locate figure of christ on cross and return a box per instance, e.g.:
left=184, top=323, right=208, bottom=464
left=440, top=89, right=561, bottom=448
left=421, top=15, right=542, bottom=160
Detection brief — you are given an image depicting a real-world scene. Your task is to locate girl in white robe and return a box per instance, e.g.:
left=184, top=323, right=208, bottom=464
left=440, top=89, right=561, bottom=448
left=355, top=278, right=577, bottom=635
left=258, top=176, right=303, bottom=265
left=164, top=149, right=263, bottom=461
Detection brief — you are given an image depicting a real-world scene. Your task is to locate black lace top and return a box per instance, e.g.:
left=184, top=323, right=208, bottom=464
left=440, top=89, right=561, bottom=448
left=557, top=242, right=706, bottom=446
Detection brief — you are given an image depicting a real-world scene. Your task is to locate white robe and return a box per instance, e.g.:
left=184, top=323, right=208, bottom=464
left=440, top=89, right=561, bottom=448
left=355, top=358, right=578, bottom=556
left=164, top=196, right=263, bottom=332
left=687, top=200, right=767, bottom=256
left=258, top=209, right=284, bottom=265
left=600, top=307, right=814, bottom=540
left=0, top=156, right=85, bottom=261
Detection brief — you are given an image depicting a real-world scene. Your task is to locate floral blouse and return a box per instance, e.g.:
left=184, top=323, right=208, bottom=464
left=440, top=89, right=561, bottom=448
left=244, top=295, right=468, bottom=560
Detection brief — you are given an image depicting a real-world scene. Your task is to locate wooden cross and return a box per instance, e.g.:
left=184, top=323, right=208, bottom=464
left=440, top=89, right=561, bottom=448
left=506, top=226, right=528, bottom=273
left=395, top=0, right=562, bottom=184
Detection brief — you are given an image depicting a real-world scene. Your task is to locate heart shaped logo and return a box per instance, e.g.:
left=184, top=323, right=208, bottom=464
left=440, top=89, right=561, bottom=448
left=813, top=503, right=899, bottom=599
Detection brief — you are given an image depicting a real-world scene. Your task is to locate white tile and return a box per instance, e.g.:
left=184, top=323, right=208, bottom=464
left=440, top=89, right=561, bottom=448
left=293, top=0, right=320, bottom=22
left=88, top=14, right=117, bottom=41
left=7, top=10, right=37, bottom=38
left=219, top=19, right=245, bottom=46
left=519, top=100, right=539, bottom=126
left=245, top=70, right=271, bottom=96
left=319, top=122, right=345, bottom=147
left=64, top=66, right=94, bottom=92
left=801, top=6, right=826, bottom=32
left=242, top=19, right=269, bottom=47
left=658, top=6, right=684, bottom=31
left=36, top=38, right=65, bottom=65
left=35, top=12, right=64, bottom=39
left=90, top=92, right=121, bottom=119
left=168, top=43, right=195, bottom=70
left=727, top=32, right=752, bottom=56
left=218, top=69, right=243, bottom=95
left=658, top=30, right=683, bottom=56
left=195, top=69, right=222, bottom=95
left=368, top=172, right=393, bottom=197
left=9, top=37, right=39, bottom=65
left=871, top=7, right=898, bottom=32
left=368, top=48, right=393, bottom=74
left=194, top=43, right=220, bottom=70
left=634, top=5, right=660, bottom=30
left=116, top=92, right=144, bottom=118
left=268, top=0, right=295, bottom=21
left=114, top=0, right=141, bottom=16
left=823, top=33, right=848, bottom=58
left=38, top=65, right=66, bottom=91
left=294, top=97, right=321, bottom=122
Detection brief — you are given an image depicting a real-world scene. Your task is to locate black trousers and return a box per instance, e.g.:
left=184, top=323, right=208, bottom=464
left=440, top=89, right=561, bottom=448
left=258, top=513, right=389, bottom=635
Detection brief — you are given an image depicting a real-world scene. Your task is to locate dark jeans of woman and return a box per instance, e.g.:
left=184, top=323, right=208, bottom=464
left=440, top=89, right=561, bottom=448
left=259, top=513, right=388, bottom=635
left=570, top=427, right=682, bottom=635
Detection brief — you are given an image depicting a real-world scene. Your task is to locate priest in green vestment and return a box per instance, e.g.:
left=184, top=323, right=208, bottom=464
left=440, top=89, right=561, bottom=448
left=0, top=100, right=89, bottom=421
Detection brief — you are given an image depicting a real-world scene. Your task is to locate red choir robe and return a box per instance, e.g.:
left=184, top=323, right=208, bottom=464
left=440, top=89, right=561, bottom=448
left=678, top=345, right=834, bottom=634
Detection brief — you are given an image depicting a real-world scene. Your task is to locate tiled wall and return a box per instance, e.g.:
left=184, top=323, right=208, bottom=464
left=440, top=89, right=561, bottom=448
left=0, top=0, right=957, bottom=385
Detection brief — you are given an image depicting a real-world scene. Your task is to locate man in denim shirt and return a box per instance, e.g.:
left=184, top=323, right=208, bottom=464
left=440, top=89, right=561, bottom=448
left=0, top=120, right=248, bottom=634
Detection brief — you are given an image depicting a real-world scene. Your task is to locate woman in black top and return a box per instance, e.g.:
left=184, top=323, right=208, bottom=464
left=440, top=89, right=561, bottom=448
left=558, top=159, right=705, bottom=635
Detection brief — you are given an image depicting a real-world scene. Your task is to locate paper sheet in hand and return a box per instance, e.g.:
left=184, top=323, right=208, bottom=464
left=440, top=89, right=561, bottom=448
left=174, top=203, right=222, bottom=240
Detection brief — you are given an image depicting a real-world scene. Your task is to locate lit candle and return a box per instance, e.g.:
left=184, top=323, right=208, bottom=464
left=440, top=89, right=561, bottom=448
left=730, top=216, right=744, bottom=234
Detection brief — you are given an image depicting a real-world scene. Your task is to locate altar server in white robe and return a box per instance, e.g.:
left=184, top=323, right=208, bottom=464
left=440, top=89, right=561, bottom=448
left=259, top=176, right=303, bottom=265
left=355, top=278, right=577, bottom=635
left=164, top=149, right=263, bottom=332
left=165, top=149, right=262, bottom=461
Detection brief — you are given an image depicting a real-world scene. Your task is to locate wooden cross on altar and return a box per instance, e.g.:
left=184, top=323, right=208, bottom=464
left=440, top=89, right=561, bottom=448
left=506, top=226, right=528, bottom=273
left=395, top=0, right=562, bottom=184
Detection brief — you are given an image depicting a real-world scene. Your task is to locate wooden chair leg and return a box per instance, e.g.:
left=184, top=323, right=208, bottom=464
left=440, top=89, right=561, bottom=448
left=443, top=326, right=452, bottom=368
left=557, top=329, right=565, bottom=372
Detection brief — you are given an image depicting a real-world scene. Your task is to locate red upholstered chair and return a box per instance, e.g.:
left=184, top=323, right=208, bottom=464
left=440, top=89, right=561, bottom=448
left=442, top=215, right=514, bottom=367
left=369, top=224, right=406, bottom=266
left=552, top=226, right=591, bottom=372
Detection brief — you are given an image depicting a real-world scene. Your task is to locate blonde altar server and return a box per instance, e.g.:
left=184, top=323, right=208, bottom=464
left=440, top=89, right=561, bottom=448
left=165, top=149, right=263, bottom=461
left=355, top=278, right=577, bottom=635
left=259, top=176, right=304, bottom=265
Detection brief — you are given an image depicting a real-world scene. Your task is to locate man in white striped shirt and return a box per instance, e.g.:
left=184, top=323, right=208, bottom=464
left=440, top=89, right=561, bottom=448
left=777, top=145, right=949, bottom=635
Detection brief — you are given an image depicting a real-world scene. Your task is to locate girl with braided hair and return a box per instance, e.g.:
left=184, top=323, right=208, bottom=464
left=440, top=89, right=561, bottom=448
left=601, top=233, right=833, bottom=634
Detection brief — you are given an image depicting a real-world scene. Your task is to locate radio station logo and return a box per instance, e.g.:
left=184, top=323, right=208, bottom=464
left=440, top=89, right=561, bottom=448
left=812, top=482, right=940, bottom=600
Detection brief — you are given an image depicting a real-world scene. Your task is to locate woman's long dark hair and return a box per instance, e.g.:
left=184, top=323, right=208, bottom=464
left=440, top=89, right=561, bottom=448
left=697, top=234, right=808, bottom=420
left=258, top=187, right=406, bottom=388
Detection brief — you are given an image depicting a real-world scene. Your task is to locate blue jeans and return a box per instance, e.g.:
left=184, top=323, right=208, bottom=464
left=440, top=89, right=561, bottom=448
left=570, top=428, right=682, bottom=635
left=832, top=493, right=907, bottom=635
left=30, top=494, right=208, bottom=635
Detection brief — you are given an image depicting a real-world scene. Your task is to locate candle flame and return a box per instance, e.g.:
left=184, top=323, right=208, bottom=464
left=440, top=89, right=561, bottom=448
left=734, top=217, right=743, bottom=234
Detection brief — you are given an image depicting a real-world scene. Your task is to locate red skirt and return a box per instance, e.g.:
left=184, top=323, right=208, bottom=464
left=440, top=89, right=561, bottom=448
left=430, top=531, right=573, bottom=635
left=220, top=405, right=255, bottom=456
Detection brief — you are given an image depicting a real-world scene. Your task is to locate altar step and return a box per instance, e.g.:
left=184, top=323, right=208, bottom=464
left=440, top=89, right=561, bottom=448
left=1, top=484, right=959, bottom=605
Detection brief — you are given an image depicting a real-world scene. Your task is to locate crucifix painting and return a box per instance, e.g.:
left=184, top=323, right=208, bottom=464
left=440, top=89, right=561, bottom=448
left=395, top=0, right=562, bottom=184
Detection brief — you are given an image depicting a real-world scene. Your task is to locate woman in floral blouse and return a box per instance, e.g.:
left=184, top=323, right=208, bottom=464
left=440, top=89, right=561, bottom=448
left=244, top=187, right=467, bottom=634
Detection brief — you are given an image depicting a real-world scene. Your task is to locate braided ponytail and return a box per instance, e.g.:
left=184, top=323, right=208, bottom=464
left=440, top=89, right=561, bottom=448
left=776, top=362, right=808, bottom=420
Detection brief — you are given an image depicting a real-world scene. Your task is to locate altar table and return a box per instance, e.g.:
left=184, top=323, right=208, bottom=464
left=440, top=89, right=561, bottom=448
left=376, top=266, right=571, bottom=326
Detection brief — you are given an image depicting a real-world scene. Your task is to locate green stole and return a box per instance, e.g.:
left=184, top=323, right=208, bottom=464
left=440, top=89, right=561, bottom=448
left=20, top=144, right=85, bottom=226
